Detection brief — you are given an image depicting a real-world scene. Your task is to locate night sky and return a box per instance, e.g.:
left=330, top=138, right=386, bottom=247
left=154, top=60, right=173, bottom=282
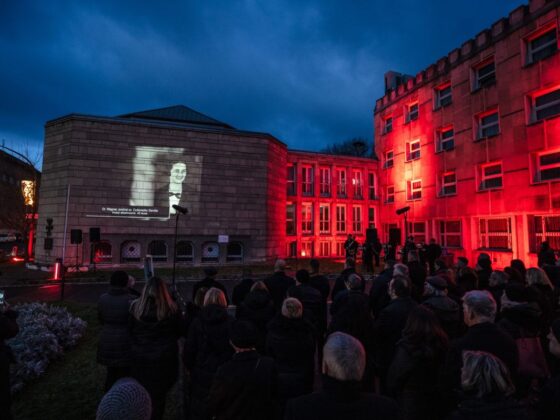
left=0, top=0, right=525, bottom=164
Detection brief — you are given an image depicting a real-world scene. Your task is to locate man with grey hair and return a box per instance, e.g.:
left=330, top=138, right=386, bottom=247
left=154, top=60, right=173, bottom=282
left=284, top=332, right=398, bottom=420
left=440, top=290, right=518, bottom=414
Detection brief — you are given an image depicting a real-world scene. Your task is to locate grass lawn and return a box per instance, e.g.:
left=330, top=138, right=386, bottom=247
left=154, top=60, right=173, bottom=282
left=11, top=301, right=181, bottom=420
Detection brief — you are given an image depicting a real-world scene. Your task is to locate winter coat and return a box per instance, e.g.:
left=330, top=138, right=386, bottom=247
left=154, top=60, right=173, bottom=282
left=387, top=338, right=447, bottom=420
left=331, top=267, right=360, bottom=301
left=184, top=304, right=234, bottom=420
left=192, top=277, right=229, bottom=304
left=329, top=291, right=374, bottom=352
left=287, top=283, right=325, bottom=334
left=487, top=285, right=506, bottom=312
left=497, top=302, right=542, bottom=339
left=284, top=375, right=399, bottom=420
left=265, top=315, right=315, bottom=403
left=422, top=294, right=463, bottom=339
left=369, top=269, right=393, bottom=318
left=537, top=374, right=560, bottom=420
left=373, top=297, right=418, bottom=373
left=407, top=261, right=427, bottom=301
left=231, top=278, right=254, bottom=306
left=208, top=350, right=278, bottom=420
left=449, top=395, right=528, bottom=420
left=264, top=272, right=296, bottom=312
left=236, top=290, right=275, bottom=353
left=97, top=287, right=134, bottom=367
left=309, top=273, right=330, bottom=302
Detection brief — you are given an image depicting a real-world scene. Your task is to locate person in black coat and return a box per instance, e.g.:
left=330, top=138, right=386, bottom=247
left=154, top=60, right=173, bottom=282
left=331, top=258, right=359, bottom=301
left=369, top=260, right=396, bottom=318
left=538, top=319, right=560, bottom=420
left=185, top=288, right=234, bottom=420
left=192, top=267, right=229, bottom=304
left=264, top=259, right=296, bottom=312
left=129, top=277, right=184, bottom=420
left=284, top=332, right=398, bottom=420
left=387, top=305, right=449, bottom=420
left=236, top=281, right=275, bottom=354
left=440, top=290, right=518, bottom=415
left=422, top=276, right=463, bottom=339
left=209, top=320, right=278, bottom=420
left=538, top=241, right=557, bottom=268
left=0, top=302, right=19, bottom=420
left=265, top=298, right=315, bottom=416
left=407, top=250, right=427, bottom=302
left=475, top=253, right=493, bottom=290
left=450, top=350, right=527, bottom=420
left=309, top=259, right=330, bottom=301
left=487, top=270, right=508, bottom=313
left=425, top=239, right=442, bottom=275
left=288, top=269, right=324, bottom=339
left=232, top=268, right=254, bottom=306
left=373, top=274, right=418, bottom=390
left=526, top=267, right=556, bottom=328
left=97, top=271, right=136, bottom=390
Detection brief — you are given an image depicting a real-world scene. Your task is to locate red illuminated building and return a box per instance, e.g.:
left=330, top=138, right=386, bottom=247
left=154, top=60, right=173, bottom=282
left=374, top=0, right=560, bottom=268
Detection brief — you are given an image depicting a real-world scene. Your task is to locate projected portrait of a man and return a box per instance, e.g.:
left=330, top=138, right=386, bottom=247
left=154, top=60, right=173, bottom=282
left=168, top=162, right=187, bottom=215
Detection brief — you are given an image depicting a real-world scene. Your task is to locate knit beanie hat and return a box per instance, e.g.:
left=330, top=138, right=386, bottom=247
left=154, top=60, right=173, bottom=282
left=96, top=378, right=152, bottom=420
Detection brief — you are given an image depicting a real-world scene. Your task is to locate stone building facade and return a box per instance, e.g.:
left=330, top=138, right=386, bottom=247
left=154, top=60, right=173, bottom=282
left=374, top=0, right=560, bottom=267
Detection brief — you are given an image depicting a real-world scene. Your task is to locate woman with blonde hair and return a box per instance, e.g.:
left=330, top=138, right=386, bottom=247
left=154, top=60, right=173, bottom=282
left=184, top=287, right=233, bottom=419
left=129, top=277, right=183, bottom=420
left=526, top=267, right=555, bottom=327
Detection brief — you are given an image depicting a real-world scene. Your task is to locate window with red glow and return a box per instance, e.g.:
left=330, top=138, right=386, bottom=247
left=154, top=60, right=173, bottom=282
left=352, top=170, right=363, bottom=199
left=383, top=223, right=398, bottom=243
left=318, top=241, right=331, bottom=257
left=384, top=150, right=394, bottom=169
left=436, top=126, right=454, bottom=152
left=439, top=220, right=462, bottom=248
left=368, top=207, right=375, bottom=228
left=475, top=110, right=500, bottom=139
left=319, top=204, right=330, bottom=234
left=352, top=205, right=363, bottom=234
left=336, top=205, right=346, bottom=233
left=440, top=171, right=457, bottom=196
left=302, top=166, right=314, bottom=196
left=529, top=87, right=560, bottom=123
left=407, top=140, right=421, bottom=161
left=407, top=179, right=422, bottom=201
left=384, top=116, right=393, bottom=133
left=406, top=102, right=419, bottom=123
left=472, top=58, right=496, bottom=90
left=287, top=165, right=296, bottom=196
left=479, top=162, right=503, bottom=191
left=479, top=218, right=512, bottom=250
left=386, top=185, right=395, bottom=203
left=301, top=203, right=313, bottom=234
left=407, top=221, right=426, bottom=243
left=368, top=172, right=376, bottom=200
left=337, top=168, right=347, bottom=197
left=335, top=242, right=345, bottom=257
left=93, top=241, right=112, bottom=264
left=535, top=149, right=560, bottom=182
left=435, top=82, right=452, bottom=108
left=287, top=241, right=297, bottom=258
left=320, top=167, right=331, bottom=196
left=301, top=241, right=313, bottom=258
left=529, top=215, right=560, bottom=253
left=286, top=203, right=296, bottom=235
left=525, top=26, right=558, bottom=65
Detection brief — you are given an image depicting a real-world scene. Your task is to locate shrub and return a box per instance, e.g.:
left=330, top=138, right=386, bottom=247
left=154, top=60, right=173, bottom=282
left=7, top=302, right=87, bottom=393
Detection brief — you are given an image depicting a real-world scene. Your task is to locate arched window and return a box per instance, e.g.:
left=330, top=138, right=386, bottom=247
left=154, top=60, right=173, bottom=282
left=201, top=242, right=219, bottom=263
left=176, top=241, right=194, bottom=262
left=93, top=241, right=112, bottom=264
left=226, top=242, right=243, bottom=262
left=148, top=240, right=168, bottom=262
left=121, top=240, right=141, bottom=262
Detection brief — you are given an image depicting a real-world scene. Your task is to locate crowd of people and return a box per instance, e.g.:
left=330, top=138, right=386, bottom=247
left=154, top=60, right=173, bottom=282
left=1, top=240, right=560, bottom=420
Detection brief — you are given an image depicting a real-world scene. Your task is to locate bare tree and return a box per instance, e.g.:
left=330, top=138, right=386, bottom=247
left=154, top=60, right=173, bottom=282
left=321, top=137, right=374, bottom=158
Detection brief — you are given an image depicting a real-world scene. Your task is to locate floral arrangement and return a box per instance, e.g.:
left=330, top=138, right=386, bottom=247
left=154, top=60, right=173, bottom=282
left=7, top=303, right=87, bottom=393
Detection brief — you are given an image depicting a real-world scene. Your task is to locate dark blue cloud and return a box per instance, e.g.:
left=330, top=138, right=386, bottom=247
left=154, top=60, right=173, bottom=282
left=0, top=0, right=525, bottom=159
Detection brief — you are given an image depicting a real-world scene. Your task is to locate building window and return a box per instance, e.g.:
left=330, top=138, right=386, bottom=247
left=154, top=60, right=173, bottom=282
left=352, top=170, right=363, bottom=199
left=301, top=241, right=313, bottom=258
left=475, top=109, right=500, bottom=139
left=479, top=162, right=503, bottom=191
left=301, top=203, right=313, bottom=234
left=176, top=241, right=194, bottom=262
left=302, top=166, right=314, bottom=196
left=319, top=167, right=331, bottom=196
left=479, top=218, right=512, bottom=250
left=318, top=241, right=331, bottom=257
left=148, top=240, right=168, bottom=262
left=384, top=223, right=398, bottom=243
left=286, top=203, right=296, bottom=235
left=335, top=242, right=346, bottom=257
left=407, top=221, right=426, bottom=244
left=384, top=116, right=393, bottom=133
left=201, top=242, right=220, bottom=262
left=529, top=87, right=560, bottom=123
left=368, top=173, right=376, bottom=200
left=526, top=26, right=558, bottom=64
left=121, top=240, right=141, bottom=263
left=337, top=168, right=347, bottom=197
left=368, top=207, right=375, bottom=228
left=287, top=241, right=297, bottom=258
left=287, top=165, right=296, bottom=196
left=439, top=220, right=462, bottom=248
left=386, top=185, right=395, bottom=203
left=535, top=149, right=560, bottom=182
left=226, top=242, right=243, bottom=262
left=436, top=126, right=454, bottom=152
left=352, top=206, right=362, bottom=234
left=407, top=179, right=422, bottom=201
left=319, top=204, right=330, bottom=234
left=473, top=58, right=496, bottom=90
left=529, top=215, right=560, bottom=253
left=93, top=241, right=112, bottom=264
left=435, top=82, right=452, bottom=108
left=336, top=205, right=346, bottom=233
left=406, top=102, right=419, bottom=123
left=407, top=140, right=421, bottom=161
left=440, top=171, right=457, bottom=196
left=384, top=150, right=394, bottom=169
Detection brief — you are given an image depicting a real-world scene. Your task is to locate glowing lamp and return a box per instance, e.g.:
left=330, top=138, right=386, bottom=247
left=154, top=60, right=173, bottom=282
left=21, top=180, right=35, bottom=206
left=301, top=250, right=306, bottom=257
left=53, top=260, right=62, bottom=281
